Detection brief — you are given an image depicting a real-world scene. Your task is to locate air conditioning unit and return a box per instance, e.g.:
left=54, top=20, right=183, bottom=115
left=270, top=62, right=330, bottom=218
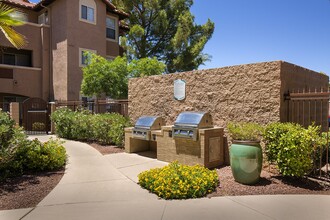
left=38, top=13, right=48, bottom=24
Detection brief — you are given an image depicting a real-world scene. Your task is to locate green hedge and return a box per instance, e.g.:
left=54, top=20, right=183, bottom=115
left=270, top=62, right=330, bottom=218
left=51, top=108, right=131, bottom=146
left=264, top=123, right=325, bottom=177
left=138, top=162, right=219, bottom=199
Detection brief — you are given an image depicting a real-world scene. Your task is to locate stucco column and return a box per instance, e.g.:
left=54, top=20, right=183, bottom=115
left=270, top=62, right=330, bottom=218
left=50, top=102, right=56, bottom=134
left=9, top=102, right=20, bottom=126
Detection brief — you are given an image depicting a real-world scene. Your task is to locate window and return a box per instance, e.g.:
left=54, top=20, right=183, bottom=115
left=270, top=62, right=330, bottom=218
left=79, top=48, right=96, bottom=67
left=1, top=50, right=32, bottom=67
left=79, top=0, right=96, bottom=24
left=81, top=5, right=94, bottom=22
left=106, top=56, right=115, bottom=61
left=3, top=54, right=15, bottom=65
left=106, top=17, right=117, bottom=40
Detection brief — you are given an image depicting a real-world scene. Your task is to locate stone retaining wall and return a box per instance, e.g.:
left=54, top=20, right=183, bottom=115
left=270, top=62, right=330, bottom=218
left=128, top=61, right=328, bottom=164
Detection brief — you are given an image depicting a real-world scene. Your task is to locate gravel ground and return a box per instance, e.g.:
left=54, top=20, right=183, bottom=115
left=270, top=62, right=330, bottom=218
left=0, top=169, right=64, bottom=210
left=208, top=166, right=330, bottom=197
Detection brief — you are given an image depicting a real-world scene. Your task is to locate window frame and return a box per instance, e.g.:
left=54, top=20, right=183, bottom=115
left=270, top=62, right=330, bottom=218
left=79, top=0, right=96, bottom=25
left=106, top=15, right=118, bottom=42
left=79, top=48, right=96, bottom=67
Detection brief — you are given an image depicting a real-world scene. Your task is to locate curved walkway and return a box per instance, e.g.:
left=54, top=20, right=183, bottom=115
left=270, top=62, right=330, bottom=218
left=1, top=135, right=330, bottom=220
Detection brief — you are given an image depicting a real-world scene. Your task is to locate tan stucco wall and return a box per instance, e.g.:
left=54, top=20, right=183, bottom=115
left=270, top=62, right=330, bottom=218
left=128, top=61, right=283, bottom=127
left=66, top=0, right=108, bottom=100
left=0, top=22, right=50, bottom=100
left=106, top=40, right=120, bottom=57
left=50, top=0, right=121, bottom=100
left=0, top=67, right=42, bottom=98
left=1, top=0, right=123, bottom=101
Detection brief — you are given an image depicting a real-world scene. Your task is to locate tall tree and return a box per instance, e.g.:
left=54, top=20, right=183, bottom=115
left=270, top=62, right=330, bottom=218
left=0, top=3, right=27, bottom=49
left=81, top=54, right=165, bottom=99
left=113, top=0, right=215, bottom=73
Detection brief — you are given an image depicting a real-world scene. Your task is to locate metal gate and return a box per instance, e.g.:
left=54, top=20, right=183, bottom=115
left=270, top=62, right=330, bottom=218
left=284, top=89, right=329, bottom=132
left=22, top=98, right=50, bottom=134
left=284, top=89, right=329, bottom=177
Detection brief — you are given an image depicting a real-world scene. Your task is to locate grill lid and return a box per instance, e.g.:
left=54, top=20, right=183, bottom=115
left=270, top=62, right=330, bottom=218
left=174, top=112, right=213, bottom=128
left=134, top=116, right=164, bottom=130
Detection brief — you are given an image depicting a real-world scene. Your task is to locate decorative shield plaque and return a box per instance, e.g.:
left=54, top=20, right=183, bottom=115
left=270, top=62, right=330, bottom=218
left=174, top=79, right=186, bottom=100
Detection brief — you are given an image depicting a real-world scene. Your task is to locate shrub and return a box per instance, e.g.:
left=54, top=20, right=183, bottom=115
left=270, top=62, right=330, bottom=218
left=264, top=123, right=322, bottom=177
left=15, top=138, right=66, bottom=171
left=227, top=122, right=264, bottom=141
left=51, top=107, right=76, bottom=139
left=32, top=122, right=46, bottom=131
left=0, top=111, right=16, bottom=149
left=70, top=110, right=93, bottom=141
left=91, top=114, right=114, bottom=144
left=138, top=162, right=219, bottom=199
left=0, top=110, right=67, bottom=181
left=51, top=108, right=130, bottom=146
left=102, top=113, right=131, bottom=146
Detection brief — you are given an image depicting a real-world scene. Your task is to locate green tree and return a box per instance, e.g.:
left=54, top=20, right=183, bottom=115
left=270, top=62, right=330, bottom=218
left=81, top=54, right=165, bottom=98
left=128, top=57, right=166, bottom=77
left=81, top=54, right=128, bottom=99
left=113, top=0, right=215, bottom=73
left=0, top=3, right=27, bottom=49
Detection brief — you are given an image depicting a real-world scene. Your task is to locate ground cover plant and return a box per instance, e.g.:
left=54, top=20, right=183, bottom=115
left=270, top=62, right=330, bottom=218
left=138, top=161, right=219, bottom=199
left=0, top=111, right=66, bottom=181
left=227, top=122, right=264, bottom=141
left=51, top=107, right=131, bottom=146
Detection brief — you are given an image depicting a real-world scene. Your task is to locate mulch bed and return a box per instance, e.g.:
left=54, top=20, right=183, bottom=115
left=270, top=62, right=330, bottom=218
left=89, top=142, right=125, bottom=155
left=0, top=168, right=65, bottom=210
left=2, top=143, right=329, bottom=211
left=208, top=166, right=330, bottom=197
left=90, top=144, right=330, bottom=197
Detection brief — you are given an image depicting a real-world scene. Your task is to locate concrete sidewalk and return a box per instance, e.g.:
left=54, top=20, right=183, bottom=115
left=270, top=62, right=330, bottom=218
left=1, top=135, right=329, bottom=220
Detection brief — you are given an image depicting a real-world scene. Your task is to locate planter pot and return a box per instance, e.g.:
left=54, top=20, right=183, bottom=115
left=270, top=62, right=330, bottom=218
left=230, top=140, right=263, bottom=185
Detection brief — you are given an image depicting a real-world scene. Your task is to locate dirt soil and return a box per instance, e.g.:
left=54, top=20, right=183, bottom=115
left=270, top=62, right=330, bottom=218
left=2, top=143, right=329, bottom=211
left=0, top=169, right=64, bottom=210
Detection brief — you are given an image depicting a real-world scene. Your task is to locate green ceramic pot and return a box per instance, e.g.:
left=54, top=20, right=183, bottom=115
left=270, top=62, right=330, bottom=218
left=230, top=140, right=263, bottom=185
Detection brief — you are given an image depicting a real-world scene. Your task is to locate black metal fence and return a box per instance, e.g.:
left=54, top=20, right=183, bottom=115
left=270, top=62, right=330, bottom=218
left=0, top=102, right=10, bottom=112
left=55, top=99, right=129, bottom=117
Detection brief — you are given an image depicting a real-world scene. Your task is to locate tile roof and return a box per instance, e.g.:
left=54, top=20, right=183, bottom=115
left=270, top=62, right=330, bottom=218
left=2, top=0, right=129, bottom=19
left=2, top=0, right=35, bottom=8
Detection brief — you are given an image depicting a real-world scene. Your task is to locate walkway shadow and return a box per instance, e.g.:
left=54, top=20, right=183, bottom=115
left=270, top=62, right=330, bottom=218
left=135, top=151, right=157, bottom=159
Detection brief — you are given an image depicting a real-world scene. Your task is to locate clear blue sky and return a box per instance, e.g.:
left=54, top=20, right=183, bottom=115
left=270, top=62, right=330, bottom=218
left=191, top=0, right=330, bottom=75
left=29, top=0, right=330, bottom=75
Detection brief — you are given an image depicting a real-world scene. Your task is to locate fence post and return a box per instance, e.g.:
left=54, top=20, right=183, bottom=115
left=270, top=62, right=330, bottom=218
left=50, top=102, right=56, bottom=134
left=9, top=102, right=20, bottom=126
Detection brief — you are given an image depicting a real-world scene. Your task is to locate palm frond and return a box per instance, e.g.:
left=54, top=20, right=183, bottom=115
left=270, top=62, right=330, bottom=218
left=0, top=25, right=27, bottom=49
left=0, top=3, right=27, bottom=48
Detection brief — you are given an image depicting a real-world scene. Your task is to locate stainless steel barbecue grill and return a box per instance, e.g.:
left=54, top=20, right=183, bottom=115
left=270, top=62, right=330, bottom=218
left=132, top=116, right=164, bottom=140
left=172, top=112, right=213, bottom=141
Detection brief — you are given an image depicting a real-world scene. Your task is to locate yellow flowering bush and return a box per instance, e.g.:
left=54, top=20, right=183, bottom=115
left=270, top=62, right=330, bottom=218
left=138, top=162, right=219, bottom=199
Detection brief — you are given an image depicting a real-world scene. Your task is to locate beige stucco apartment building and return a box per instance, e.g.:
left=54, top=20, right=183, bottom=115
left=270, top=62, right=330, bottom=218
left=0, top=0, right=128, bottom=109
